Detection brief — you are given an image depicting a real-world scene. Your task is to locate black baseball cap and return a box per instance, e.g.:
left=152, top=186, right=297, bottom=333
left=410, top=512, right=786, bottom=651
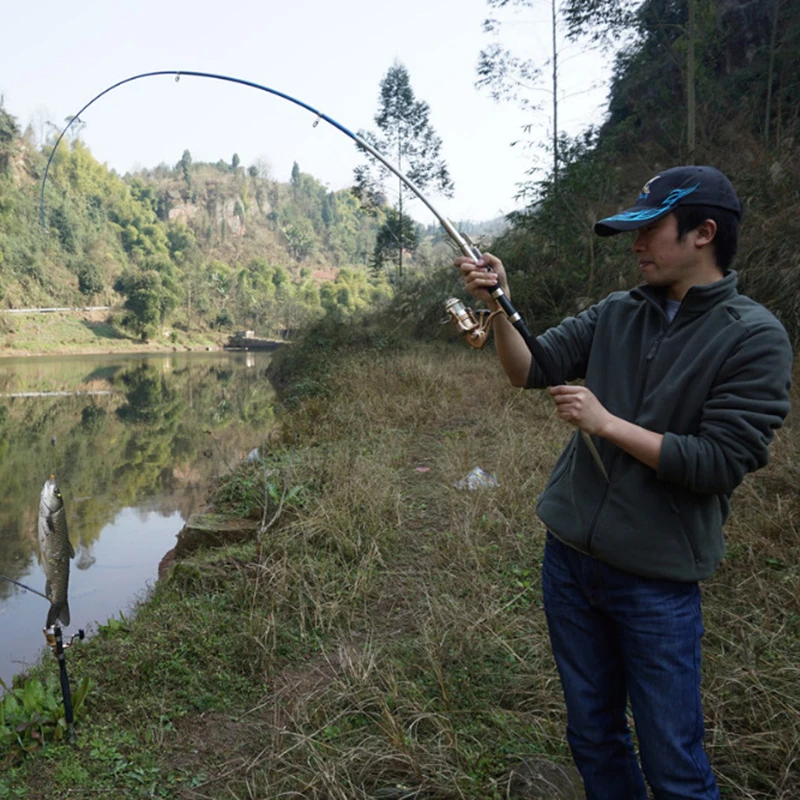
left=594, top=165, right=741, bottom=237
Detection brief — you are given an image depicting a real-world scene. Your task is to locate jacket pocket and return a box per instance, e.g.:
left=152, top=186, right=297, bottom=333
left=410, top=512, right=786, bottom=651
left=545, top=436, right=576, bottom=491
left=669, top=492, right=701, bottom=567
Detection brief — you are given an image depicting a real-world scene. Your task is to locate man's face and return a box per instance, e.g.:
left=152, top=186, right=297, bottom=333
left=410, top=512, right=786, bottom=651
left=631, top=213, right=706, bottom=301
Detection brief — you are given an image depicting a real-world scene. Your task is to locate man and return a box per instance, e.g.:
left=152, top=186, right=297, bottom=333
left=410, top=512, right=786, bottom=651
left=455, top=165, right=792, bottom=799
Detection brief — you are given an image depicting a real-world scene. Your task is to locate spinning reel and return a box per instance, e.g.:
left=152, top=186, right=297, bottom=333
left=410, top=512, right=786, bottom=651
left=443, top=297, right=502, bottom=349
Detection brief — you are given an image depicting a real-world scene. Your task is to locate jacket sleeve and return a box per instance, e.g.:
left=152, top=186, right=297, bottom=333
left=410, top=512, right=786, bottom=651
left=658, top=321, right=793, bottom=494
left=525, top=296, right=612, bottom=388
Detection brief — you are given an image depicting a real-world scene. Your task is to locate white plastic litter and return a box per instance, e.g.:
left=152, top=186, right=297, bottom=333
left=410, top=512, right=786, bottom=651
left=454, top=467, right=499, bottom=490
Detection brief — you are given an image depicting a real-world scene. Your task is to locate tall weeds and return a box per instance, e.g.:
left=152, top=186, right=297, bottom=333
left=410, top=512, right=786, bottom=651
left=206, top=339, right=799, bottom=798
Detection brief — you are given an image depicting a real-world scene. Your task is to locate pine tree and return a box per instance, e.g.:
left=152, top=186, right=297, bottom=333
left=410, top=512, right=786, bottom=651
left=354, top=62, right=453, bottom=279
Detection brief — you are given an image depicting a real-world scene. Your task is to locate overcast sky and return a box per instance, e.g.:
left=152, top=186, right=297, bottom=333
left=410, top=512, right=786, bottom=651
left=1, top=0, right=612, bottom=224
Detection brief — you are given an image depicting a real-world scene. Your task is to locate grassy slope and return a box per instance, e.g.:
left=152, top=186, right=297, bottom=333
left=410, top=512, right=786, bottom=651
left=4, top=340, right=799, bottom=799
left=0, top=310, right=223, bottom=357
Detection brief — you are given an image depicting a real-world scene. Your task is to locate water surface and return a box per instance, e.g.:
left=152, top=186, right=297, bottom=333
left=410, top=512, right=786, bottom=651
left=0, top=350, right=276, bottom=687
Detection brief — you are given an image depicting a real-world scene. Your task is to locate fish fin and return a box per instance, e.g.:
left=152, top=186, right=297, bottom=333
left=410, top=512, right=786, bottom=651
left=60, top=602, right=70, bottom=627
left=69, top=541, right=76, bottom=559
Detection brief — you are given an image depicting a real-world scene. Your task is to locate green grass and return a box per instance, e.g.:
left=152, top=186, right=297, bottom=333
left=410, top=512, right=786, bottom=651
left=5, top=337, right=799, bottom=799
left=0, top=310, right=221, bottom=356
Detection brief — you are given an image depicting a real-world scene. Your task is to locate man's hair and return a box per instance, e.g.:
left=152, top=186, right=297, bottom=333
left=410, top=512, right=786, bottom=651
left=673, top=205, right=740, bottom=270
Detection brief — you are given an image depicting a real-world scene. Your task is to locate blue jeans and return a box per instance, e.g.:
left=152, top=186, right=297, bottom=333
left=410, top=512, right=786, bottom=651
left=542, top=532, right=720, bottom=800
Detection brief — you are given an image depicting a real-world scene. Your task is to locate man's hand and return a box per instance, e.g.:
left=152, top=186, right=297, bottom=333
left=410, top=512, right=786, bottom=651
left=452, top=251, right=532, bottom=386
left=548, top=385, right=613, bottom=436
left=549, top=385, right=664, bottom=471
left=454, top=252, right=509, bottom=305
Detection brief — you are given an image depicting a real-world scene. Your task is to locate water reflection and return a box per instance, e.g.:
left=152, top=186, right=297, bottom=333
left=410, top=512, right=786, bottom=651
left=0, top=351, right=276, bottom=687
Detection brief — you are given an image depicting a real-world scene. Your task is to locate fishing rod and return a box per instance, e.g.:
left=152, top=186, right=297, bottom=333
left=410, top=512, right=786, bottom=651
left=43, top=625, right=84, bottom=744
left=38, top=69, right=607, bottom=478
left=39, top=70, right=476, bottom=252
left=0, top=572, right=50, bottom=601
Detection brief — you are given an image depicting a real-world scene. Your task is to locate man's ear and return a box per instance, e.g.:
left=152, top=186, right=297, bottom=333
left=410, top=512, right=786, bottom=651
left=694, top=219, right=717, bottom=248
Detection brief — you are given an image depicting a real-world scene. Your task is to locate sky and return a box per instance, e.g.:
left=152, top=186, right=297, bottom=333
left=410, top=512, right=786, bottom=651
left=1, top=0, right=613, bottom=224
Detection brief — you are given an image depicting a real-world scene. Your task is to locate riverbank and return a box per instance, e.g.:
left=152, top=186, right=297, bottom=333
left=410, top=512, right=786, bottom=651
left=0, top=308, right=227, bottom=358
left=5, top=338, right=799, bottom=799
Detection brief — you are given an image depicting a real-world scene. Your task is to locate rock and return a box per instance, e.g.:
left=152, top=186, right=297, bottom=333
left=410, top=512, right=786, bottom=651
left=173, top=513, right=261, bottom=559
left=507, top=756, right=584, bottom=799
left=158, top=547, right=176, bottom=581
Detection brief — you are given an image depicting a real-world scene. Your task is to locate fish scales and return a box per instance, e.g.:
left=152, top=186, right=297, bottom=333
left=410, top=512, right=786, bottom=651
left=37, top=476, right=74, bottom=628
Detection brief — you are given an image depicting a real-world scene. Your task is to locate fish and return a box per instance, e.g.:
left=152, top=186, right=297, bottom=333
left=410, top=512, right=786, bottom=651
left=37, top=475, right=74, bottom=628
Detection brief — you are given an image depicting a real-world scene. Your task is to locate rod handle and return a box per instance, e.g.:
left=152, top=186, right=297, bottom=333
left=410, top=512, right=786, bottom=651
left=469, top=244, right=564, bottom=387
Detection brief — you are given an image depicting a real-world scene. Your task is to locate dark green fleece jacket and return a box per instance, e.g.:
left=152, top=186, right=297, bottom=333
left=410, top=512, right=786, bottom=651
left=528, top=270, right=792, bottom=582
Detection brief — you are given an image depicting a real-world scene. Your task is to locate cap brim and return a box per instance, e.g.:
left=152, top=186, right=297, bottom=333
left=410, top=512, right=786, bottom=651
left=594, top=205, right=673, bottom=237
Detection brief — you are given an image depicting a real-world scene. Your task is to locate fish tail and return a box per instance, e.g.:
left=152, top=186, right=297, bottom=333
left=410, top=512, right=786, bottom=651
left=46, top=601, right=70, bottom=629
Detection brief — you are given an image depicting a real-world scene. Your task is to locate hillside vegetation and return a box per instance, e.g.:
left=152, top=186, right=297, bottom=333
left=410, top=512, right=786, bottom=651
left=0, top=110, right=473, bottom=344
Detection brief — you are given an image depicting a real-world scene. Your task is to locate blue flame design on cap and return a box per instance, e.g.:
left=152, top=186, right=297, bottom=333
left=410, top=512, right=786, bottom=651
left=601, top=184, right=699, bottom=224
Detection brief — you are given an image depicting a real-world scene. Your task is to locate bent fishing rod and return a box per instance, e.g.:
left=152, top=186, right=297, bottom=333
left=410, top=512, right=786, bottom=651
left=39, top=70, right=607, bottom=479
left=38, top=71, right=537, bottom=358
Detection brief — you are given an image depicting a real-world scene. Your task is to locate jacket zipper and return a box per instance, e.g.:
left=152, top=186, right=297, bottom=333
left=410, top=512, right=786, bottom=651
left=585, top=325, right=667, bottom=552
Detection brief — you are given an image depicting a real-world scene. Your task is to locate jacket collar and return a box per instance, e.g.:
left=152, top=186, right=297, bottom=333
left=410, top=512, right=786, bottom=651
left=632, top=269, right=738, bottom=316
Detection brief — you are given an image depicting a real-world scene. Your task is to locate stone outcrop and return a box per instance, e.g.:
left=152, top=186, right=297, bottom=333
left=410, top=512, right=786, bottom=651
left=158, top=513, right=262, bottom=581
left=174, top=513, right=261, bottom=558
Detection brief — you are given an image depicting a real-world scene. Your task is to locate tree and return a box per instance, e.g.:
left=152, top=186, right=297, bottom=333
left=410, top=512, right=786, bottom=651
left=477, top=0, right=601, bottom=196
left=561, top=0, right=639, bottom=46
left=114, top=259, right=179, bottom=342
left=77, top=263, right=104, bottom=297
left=177, top=149, right=192, bottom=187
left=561, top=0, right=703, bottom=160
left=115, top=271, right=165, bottom=341
left=371, top=208, right=417, bottom=274
left=354, top=62, right=453, bottom=279
left=0, top=98, right=19, bottom=174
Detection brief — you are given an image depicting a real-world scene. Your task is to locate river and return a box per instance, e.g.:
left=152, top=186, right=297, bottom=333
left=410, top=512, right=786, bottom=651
left=0, top=349, right=277, bottom=688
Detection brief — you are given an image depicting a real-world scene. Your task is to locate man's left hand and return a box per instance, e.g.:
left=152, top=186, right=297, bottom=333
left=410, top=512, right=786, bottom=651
left=548, top=385, right=613, bottom=436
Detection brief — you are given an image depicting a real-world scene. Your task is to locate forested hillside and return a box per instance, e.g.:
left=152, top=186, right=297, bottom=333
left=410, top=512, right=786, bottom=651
left=0, top=102, right=464, bottom=341
left=483, top=0, right=800, bottom=341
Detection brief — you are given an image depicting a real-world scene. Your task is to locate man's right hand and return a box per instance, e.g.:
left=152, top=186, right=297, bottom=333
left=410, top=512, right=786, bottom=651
left=454, top=252, right=509, bottom=305
left=453, top=251, right=533, bottom=387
